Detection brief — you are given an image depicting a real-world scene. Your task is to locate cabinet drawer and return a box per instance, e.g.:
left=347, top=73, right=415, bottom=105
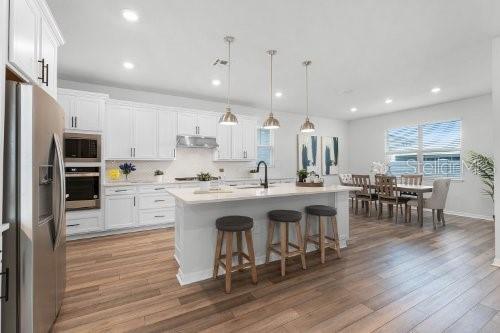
left=138, top=194, right=175, bottom=209
left=66, top=215, right=103, bottom=235
left=138, top=208, right=174, bottom=226
left=105, top=186, right=137, bottom=195
left=139, top=185, right=175, bottom=194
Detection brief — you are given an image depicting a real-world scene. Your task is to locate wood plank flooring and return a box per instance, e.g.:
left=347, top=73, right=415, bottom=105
left=53, top=211, right=498, bottom=332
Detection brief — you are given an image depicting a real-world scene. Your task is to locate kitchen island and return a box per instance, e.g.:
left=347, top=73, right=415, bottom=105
left=168, top=183, right=358, bottom=285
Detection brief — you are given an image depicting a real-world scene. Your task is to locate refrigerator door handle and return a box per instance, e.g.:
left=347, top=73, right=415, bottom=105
left=53, top=134, right=66, bottom=249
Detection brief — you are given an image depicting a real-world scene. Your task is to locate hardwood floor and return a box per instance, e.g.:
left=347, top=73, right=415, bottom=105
left=53, top=211, right=498, bottom=332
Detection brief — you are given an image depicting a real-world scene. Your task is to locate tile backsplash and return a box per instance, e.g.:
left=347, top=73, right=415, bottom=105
left=105, top=148, right=258, bottom=182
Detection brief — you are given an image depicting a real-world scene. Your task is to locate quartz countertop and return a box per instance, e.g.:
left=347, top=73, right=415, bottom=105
left=167, top=183, right=359, bottom=204
left=103, top=176, right=295, bottom=187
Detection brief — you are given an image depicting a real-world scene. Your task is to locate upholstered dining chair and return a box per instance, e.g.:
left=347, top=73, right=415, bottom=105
left=408, top=178, right=451, bottom=229
left=338, top=174, right=355, bottom=210
left=375, top=175, right=411, bottom=224
left=352, top=175, right=378, bottom=216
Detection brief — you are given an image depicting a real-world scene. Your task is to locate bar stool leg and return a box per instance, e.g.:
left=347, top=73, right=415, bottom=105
left=244, top=230, right=258, bottom=284
left=304, top=214, right=311, bottom=253
left=294, top=222, right=306, bottom=269
left=213, top=230, right=223, bottom=279
left=236, top=231, right=244, bottom=272
left=265, top=221, right=275, bottom=264
left=319, top=216, right=326, bottom=264
left=225, top=232, right=233, bottom=293
left=280, top=223, right=287, bottom=276
left=331, top=216, right=341, bottom=258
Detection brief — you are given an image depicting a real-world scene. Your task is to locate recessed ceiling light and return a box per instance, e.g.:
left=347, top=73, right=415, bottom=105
left=275, top=91, right=283, bottom=98
left=123, top=61, right=135, bottom=69
left=122, top=9, right=139, bottom=22
left=211, top=79, right=221, bottom=86
left=431, top=87, right=441, bottom=94
left=350, top=107, right=358, bottom=112
left=385, top=98, right=393, bottom=104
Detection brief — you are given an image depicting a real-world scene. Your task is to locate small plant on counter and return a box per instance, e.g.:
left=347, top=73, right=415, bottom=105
left=154, top=170, right=164, bottom=176
left=119, top=162, right=136, bottom=180
left=297, top=169, right=308, bottom=182
left=197, top=172, right=212, bottom=181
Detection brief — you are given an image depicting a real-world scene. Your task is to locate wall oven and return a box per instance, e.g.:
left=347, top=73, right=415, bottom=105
left=65, top=167, right=100, bottom=211
left=63, top=133, right=101, bottom=162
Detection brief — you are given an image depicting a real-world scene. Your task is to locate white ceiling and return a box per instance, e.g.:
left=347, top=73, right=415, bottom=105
left=47, top=0, right=500, bottom=120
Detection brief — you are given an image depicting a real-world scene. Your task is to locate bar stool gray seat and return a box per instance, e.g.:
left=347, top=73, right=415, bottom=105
left=305, top=205, right=341, bottom=263
left=213, top=216, right=257, bottom=293
left=265, top=210, right=306, bottom=276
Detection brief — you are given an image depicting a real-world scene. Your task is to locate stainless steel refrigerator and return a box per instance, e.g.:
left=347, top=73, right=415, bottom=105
left=2, top=81, right=66, bottom=332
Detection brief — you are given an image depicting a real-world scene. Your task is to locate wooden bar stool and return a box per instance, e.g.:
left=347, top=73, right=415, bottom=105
left=213, top=216, right=257, bottom=293
left=304, top=205, right=341, bottom=263
left=265, top=210, right=306, bottom=277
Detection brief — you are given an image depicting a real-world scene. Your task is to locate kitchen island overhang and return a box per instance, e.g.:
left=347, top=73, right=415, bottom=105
left=168, top=184, right=359, bottom=285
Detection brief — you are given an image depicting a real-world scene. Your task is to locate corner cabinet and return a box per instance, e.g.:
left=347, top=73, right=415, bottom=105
left=8, top=0, right=64, bottom=99
left=59, top=89, right=108, bottom=132
left=105, top=100, right=177, bottom=160
left=215, top=116, right=257, bottom=161
left=178, top=111, right=217, bottom=137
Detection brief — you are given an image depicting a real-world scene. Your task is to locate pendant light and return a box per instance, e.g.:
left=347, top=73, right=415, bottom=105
left=300, top=60, right=315, bottom=133
left=219, top=36, right=238, bottom=125
left=263, top=50, right=280, bottom=129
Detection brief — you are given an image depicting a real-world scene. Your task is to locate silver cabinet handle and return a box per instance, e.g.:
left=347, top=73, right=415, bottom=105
left=173, top=149, right=176, bottom=158
left=130, top=147, right=133, bottom=157
left=154, top=187, right=165, bottom=190
left=154, top=199, right=166, bottom=202
left=115, top=189, right=128, bottom=192
left=154, top=215, right=165, bottom=218
left=67, top=223, right=80, bottom=227
left=75, top=116, right=78, bottom=128
left=134, top=196, right=136, bottom=206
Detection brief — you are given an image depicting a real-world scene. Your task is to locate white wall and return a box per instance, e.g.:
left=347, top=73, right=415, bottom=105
left=59, top=80, right=349, bottom=183
left=348, top=94, right=494, bottom=220
left=492, top=37, right=500, bottom=265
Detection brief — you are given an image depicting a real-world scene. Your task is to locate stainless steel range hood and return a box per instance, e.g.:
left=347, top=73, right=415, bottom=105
left=176, top=135, right=219, bottom=149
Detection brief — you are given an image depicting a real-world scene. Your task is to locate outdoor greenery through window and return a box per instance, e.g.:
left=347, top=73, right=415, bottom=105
left=385, top=120, right=462, bottom=179
left=257, top=128, right=274, bottom=166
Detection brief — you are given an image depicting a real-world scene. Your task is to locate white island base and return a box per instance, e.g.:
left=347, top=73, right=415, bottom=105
left=169, top=184, right=354, bottom=285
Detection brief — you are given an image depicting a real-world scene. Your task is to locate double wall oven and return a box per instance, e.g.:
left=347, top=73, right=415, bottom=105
left=64, top=134, right=102, bottom=211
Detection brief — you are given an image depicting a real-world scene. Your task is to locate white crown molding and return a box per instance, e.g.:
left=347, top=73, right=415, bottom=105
left=34, top=0, right=65, bottom=45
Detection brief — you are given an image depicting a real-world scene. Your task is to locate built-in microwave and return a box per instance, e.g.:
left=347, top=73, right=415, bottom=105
left=63, top=133, right=101, bottom=162
left=65, top=167, right=100, bottom=211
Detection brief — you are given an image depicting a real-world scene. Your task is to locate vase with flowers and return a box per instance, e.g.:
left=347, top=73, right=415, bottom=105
left=154, top=170, right=164, bottom=183
left=119, top=162, right=136, bottom=180
left=197, top=172, right=212, bottom=191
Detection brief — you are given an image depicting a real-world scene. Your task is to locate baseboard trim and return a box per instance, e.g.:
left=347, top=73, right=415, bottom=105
left=442, top=210, right=493, bottom=222
left=67, top=223, right=174, bottom=240
left=492, top=258, right=500, bottom=267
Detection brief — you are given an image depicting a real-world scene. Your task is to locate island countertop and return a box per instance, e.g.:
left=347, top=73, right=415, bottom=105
left=167, top=183, right=359, bottom=204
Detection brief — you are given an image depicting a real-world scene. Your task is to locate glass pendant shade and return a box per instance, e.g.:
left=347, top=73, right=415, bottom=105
left=219, top=106, right=238, bottom=125
left=263, top=113, right=280, bottom=129
left=300, top=116, right=315, bottom=133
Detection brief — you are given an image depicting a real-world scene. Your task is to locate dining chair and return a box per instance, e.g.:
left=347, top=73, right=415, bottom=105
left=400, top=174, right=423, bottom=214
left=408, top=178, right=451, bottom=229
left=338, top=174, right=355, bottom=210
left=352, top=175, right=378, bottom=216
left=375, top=175, right=410, bottom=223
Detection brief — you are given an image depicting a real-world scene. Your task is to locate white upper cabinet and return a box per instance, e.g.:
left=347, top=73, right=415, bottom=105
left=215, top=115, right=257, bottom=161
left=178, top=111, right=217, bottom=137
left=8, top=0, right=64, bottom=91
left=9, top=0, right=39, bottom=82
left=105, top=103, right=134, bottom=159
left=197, top=113, right=217, bottom=137
left=39, top=16, right=58, bottom=98
left=242, top=118, right=257, bottom=160
left=59, top=89, right=107, bottom=132
left=133, top=107, right=158, bottom=159
left=104, top=100, right=177, bottom=160
left=158, top=111, right=178, bottom=159
left=216, top=123, right=232, bottom=160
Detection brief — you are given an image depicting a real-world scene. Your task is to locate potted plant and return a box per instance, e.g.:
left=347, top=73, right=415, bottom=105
left=249, top=169, right=259, bottom=179
left=466, top=151, right=494, bottom=218
left=119, top=162, right=136, bottom=180
left=297, top=169, right=308, bottom=183
left=197, top=172, right=212, bottom=191
left=154, top=170, right=164, bottom=183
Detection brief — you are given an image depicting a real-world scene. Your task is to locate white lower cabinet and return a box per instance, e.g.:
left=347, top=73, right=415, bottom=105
left=105, top=194, right=136, bottom=230
left=138, top=208, right=175, bottom=226
left=66, top=209, right=104, bottom=236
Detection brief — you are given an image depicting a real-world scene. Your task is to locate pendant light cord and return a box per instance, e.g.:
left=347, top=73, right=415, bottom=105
left=270, top=52, right=273, bottom=116
left=305, top=63, right=309, bottom=118
left=227, top=39, right=231, bottom=107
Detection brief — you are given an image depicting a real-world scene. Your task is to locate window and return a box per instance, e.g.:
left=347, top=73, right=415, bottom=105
left=385, top=120, right=462, bottom=179
left=257, top=128, right=274, bottom=166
